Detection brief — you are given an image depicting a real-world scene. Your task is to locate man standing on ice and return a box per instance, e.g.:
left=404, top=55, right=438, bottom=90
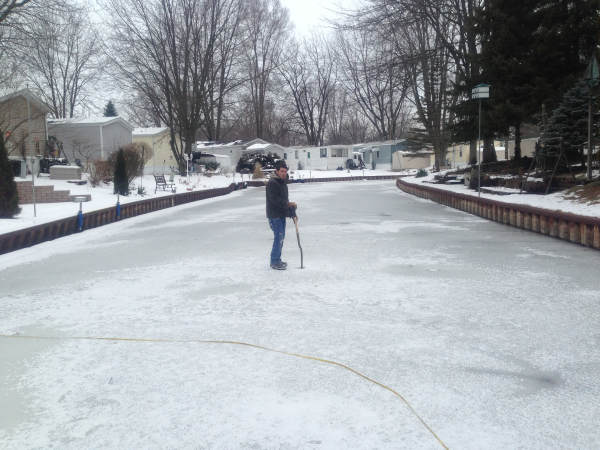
left=266, top=161, right=297, bottom=270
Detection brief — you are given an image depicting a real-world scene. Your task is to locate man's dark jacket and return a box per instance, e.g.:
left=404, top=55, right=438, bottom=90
left=266, top=173, right=289, bottom=218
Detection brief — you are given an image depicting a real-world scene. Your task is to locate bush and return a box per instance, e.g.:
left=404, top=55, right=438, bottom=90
left=415, top=168, right=428, bottom=178
left=204, top=161, right=220, bottom=172
left=107, top=142, right=153, bottom=185
left=253, top=163, right=265, bottom=179
left=236, top=152, right=282, bottom=173
left=113, top=148, right=129, bottom=195
left=89, top=159, right=113, bottom=187
left=0, top=131, right=20, bottom=218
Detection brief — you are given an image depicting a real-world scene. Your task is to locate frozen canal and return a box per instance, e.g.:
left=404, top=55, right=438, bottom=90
left=1, top=181, right=599, bottom=449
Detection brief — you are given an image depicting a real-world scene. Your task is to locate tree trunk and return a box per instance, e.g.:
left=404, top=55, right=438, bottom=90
left=482, top=137, right=497, bottom=164
left=469, top=139, right=477, bottom=164
left=514, top=122, right=521, bottom=160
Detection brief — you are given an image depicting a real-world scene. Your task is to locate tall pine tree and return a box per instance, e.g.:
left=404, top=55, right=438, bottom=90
left=103, top=100, right=118, bottom=117
left=113, top=148, right=129, bottom=195
left=0, top=131, right=21, bottom=218
left=542, top=80, right=599, bottom=165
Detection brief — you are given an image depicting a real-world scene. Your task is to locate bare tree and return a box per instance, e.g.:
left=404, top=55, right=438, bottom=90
left=20, top=3, right=101, bottom=118
left=279, top=33, right=336, bottom=147
left=200, top=0, right=246, bottom=141
left=243, top=0, right=291, bottom=139
left=105, top=0, right=240, bottom=171
left=335, top=28, right=411, bottom=141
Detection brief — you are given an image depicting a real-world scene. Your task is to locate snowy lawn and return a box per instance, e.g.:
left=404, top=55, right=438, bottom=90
left=1, top=181, right=599, bottom=449
left=404, top=172, right=600, bottom=218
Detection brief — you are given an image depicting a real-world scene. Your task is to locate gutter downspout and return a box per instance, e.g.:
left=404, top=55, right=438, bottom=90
left=100, top=125, right=104, bottom=159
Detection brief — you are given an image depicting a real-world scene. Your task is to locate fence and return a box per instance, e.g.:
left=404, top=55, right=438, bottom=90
left=397, top=179, right=600, bottom=250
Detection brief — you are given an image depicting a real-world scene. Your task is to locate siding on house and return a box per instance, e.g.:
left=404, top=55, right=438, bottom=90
left=0, top=89, right=48, bottom=160
left=47, top=116, right=134, bottom=163
left=133, top=127, right=181, bottom=174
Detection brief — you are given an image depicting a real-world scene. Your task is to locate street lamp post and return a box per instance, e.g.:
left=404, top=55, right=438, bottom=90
left=472, top=84, right=490, bottom=197
left=583, top=55, right=599, bottom=181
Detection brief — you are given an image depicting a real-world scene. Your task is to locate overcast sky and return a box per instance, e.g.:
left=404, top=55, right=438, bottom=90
left=280, top=0, right=352, bottom=36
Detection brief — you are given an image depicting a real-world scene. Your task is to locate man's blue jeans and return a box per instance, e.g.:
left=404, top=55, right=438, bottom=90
left=268, top=218, right=286, bottom=265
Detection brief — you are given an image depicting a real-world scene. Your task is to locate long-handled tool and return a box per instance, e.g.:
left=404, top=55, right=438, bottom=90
left=289, top=207, right=304, bottom=269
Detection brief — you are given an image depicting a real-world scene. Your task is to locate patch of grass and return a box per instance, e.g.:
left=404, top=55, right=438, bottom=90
left=563, top=180, right=600, bottom=204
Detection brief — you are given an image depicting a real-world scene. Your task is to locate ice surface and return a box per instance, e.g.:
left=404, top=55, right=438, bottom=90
left=1, top=181, right=600, bottom=449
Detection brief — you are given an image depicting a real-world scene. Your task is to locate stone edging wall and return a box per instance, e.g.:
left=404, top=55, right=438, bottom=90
left=397, top=179, right=600, bottom=250
left=16, top=181, right=92, bottom=204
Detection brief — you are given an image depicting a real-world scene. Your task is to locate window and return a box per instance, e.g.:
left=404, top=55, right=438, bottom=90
left=230, top=150, right=232, bottom=153
left=284, top=153, right=288, bottom=159
left=376, top=151, right=380, bottom=159
left=331, top=148, right=348, bottom=157
left=320, top=148, right=327, bottom=158
left=35, top=141, right=40, bottom=154
left=459, top=149, right=463, bottom=157
left=295, top=150, right=299, bottom=159
left=307, top=152, right=310, bottom=158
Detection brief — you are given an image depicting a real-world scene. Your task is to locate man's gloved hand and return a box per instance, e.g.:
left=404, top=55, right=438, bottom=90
left=288, top=202, right=297, bottom=209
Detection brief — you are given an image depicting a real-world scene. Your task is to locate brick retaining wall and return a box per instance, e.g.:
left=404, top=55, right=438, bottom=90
left=16, top=181, right=91, bottom=204
left=397, top=179, right=600, bottom=250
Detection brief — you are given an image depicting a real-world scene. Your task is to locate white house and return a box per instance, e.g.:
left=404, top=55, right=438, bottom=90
left=47, top=116, right=134, bottom=162
left=191, top=152, right=231, bottom=170
left=196, top=138, right=269, bottom=167
left=243, top=142, right=287, bottom=159
left=284, top=145, right=353, bottom=170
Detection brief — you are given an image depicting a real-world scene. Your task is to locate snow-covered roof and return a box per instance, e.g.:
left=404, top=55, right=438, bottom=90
left=133, top=127, right=169, bottom=136
left=246, top=143, right=270, bottom=150
left=47, top=116, right=135, bottom=131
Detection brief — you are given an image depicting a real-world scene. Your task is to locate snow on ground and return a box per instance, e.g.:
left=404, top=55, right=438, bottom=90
left=404, top=173, right=600, bottom=218
left=2, top=172, right=244, bottom=235
left=1, top=170, right=398, bottom=235
left=1, top=181, right=600, bottom=449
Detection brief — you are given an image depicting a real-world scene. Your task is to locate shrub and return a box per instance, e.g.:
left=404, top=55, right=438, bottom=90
left=113, top=148, right=129, bottom=195
left=0, top=131, right=20, bottom=218
left=236, top=152, right=282, bottom=173
left=415, top=168, right=428, bottom=178
left=253, top=163, right=265, bottom=179
left=204, top=161, right=220, bottom=172
left=89, top=159, right=113, bottom=187
left=107, top=142, right=153, bottom=184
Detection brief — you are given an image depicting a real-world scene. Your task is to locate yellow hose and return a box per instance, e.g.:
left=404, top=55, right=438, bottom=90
left=0, top=334, right=448, bottom=449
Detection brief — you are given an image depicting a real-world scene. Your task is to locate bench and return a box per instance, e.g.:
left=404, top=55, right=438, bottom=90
left=154, top=175, right=175, bottom=193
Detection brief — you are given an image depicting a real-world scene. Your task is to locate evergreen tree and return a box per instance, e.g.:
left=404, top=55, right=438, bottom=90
left=542, top=80, right=599, bottom=165
left=113, top=148, right=129, bottom=195
left=0, top=131, right=21, bottom=218
left=103, top=100, right=118, bottom=117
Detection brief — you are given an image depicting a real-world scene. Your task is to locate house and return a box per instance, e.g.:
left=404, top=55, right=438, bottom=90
left=359, top=140, right=419, bottom=170
left=243, top=142, right=287, bottom=160
left=47, top=116, right=134, bottom=163
left=191, top=152, right=232, bottom=170
left=133, top=127, right=182, bottom=174
left=447, top=140, right=511, bottom=168
left=195, top=138, right=269, bottom=167
left=506, top=138, right=537, bottom=159
left=0, top=89, right=50, bottom=169
left=392, top=150, right=434, bottom=170
left=284, top=145, right=354, bottom=170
